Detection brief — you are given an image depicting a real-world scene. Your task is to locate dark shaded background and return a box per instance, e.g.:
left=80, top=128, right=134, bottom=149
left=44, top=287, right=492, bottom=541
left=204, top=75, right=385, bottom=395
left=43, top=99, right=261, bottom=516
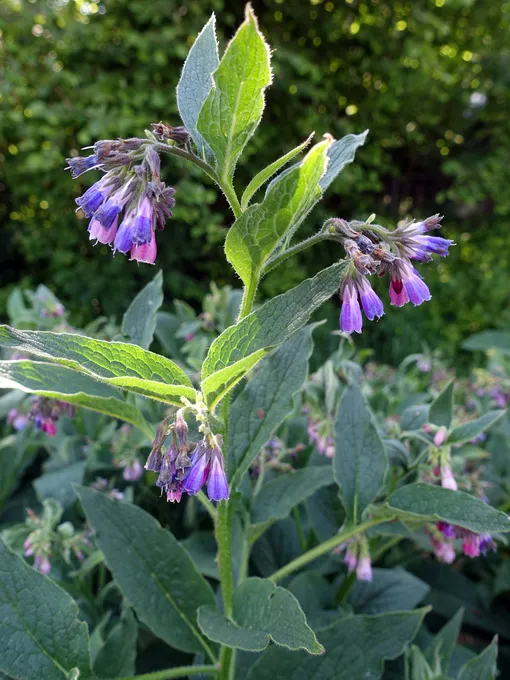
left=1, top=0, right=510, bottom=362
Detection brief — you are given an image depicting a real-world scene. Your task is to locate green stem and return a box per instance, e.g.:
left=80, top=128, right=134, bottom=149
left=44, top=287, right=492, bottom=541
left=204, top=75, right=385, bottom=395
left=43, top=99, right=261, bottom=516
left=262, top=232, right=338, bottom=276
left=197, top=490, right=218, bottom=521
left=219, top=646, right=234, bottom=680
left=292, top=506, right=307, bottom=552
left=269, top=518, right=385, bottom=582
left=238, top=280, right=257, bottom=321
left=215, top=501, right=235, bottom=617
left=118, top=665, right=219, bottom=680
left=222, top=178, right=243, bottom=220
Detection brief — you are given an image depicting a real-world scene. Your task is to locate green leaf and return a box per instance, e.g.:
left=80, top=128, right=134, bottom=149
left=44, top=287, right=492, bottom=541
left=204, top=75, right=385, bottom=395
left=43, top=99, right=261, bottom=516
left=447, top=411, right=505, bottom=446
left=425, top=608, right=463, bottom=671
left=227, top=326, right=315, bottom=487
left=202, top=261, right=347, bottom=408
left=225, top=139, right=329, bottom=294
left=385, top=483, right=510, bottom=533
left=348, top=568, right=430, bottom=615
left=0, top=537, right=93, bottom=680
left=319, top=131, right=368, bottom=192
left=334, top=384, right=387, bottom=522
left=0, top=325, right=195, bottom=406
left=76, top=486, right=216, bottom=657
left=0, top=360, right=152, bottom=437
left=176, top=13, right=219, bottom=159
left=457, top=638, right=498, bottom=680
left=121, top=270, right=164, bottom=350
left=429, top=380, right=455, bottom=430
left=155, top=311, right=181, bottom=359
left=34, top=461, right=86, bottom=509
left=197, top=5, right=272, bottom=180
left=400, top=404, right=430, bottom=432
left=462, top=330, right=510, bottom=354
left=241, top=134, right=314, bottom=210
left=247, top=609, right=426, bottom=680
left=251, top=466, right=333, bottom=525
left=93, top=608, right=138, bottom=678
left=197, top=578, right=324, bottom=654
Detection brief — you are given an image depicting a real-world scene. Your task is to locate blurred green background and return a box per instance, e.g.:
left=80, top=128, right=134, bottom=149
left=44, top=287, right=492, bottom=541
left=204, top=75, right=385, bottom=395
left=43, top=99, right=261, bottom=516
left=2, top=0, right=510, bottom=363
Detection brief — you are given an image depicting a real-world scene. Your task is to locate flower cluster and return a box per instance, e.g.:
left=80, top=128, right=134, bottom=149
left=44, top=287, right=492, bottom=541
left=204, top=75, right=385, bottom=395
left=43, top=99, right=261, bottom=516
left=7, top=407, right=29, bottom=431
left=336, top=535, right=372, bottom=581
left=29, top=397, right=74, bottom=436
left=428, top=521, right=495, bottom=564
left=333, top=215, right=454, bottom=334
left=66, top=130, right=183, bottom=264
left=145, top=407, right=228, bottom=503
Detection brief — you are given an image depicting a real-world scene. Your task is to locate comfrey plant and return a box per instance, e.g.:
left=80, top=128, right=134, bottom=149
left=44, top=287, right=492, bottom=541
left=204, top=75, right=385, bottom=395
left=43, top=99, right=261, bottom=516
left=0, top=8, right=507, bottom=680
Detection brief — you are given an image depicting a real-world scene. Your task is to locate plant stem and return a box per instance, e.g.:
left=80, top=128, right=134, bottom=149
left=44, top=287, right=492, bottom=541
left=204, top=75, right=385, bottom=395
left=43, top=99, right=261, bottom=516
left=269, top=518, right=385, bottom=582
left=262, top=232, right=337, bottom=275
left=221, top=178, right=243, bottom=219
left=119, top=665, right=219, bottom=680
left=215, top=501, right=235, bottom=617
left=238, top=280, right=257, bottom=321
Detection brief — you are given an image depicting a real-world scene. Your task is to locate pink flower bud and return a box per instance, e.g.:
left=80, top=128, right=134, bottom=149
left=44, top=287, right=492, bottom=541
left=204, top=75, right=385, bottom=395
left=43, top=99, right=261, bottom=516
left=440, top=463, right=457, bottom=491
left=434, top=427, right=447, bottom=447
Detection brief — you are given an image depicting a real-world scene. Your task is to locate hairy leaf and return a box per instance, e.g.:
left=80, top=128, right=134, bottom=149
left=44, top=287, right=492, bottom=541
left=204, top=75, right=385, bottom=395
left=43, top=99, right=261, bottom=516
left=334, top=384, right=387, bottom=522
left=247, top=609, right=426, bottom=680
left=176, top=13, right=219, bottom=159
left=227, top=326, right=315, bottom=488
left=197, top=5, right=271, bottom=179
left=251, top=466, right=333, bottom=525
left=424, top=608, right=463, bottom=672
left=0, top=538, right=93, bottom=680
left=385, top=483, right=510, bottom=533
left=457, top=638, right=498, bottom=680
left=429, top=380, right=454, bottom=430
left=319, top=131, right=368, bottom=192
left=226, top=139, right=329, bottom=291
left=241, top=134, right=314, bottom=210
left=76, top=486, right=216, bottom=657
left=0, top=360, right=152, bottom=437
left=447, top=410, right=505, bottom=446
left=93, top=608, right=138, bottom=679
left=121, top=270, right=163, bottom=350
left=348, top=568, right=430, bottom=615
left=0, top=325, right=195, bottom=405
left=198, top=578, right=323, bottom=654
left=202, top=261, right=346, bottom=391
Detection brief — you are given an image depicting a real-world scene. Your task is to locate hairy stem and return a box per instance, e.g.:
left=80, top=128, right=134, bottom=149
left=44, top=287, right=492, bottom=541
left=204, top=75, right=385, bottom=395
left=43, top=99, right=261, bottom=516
left=263, top=231, right=338, bottom=276
left=119, top=664, right=219, bottom=680
left=269, top=518, right=385, bottom=582
left=215, top=501, right=235, bottom=617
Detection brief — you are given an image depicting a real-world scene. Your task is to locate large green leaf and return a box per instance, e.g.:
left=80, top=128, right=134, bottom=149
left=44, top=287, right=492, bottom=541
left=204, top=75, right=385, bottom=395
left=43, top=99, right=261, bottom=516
left=319, top=131, right=368, bottom=192
left=447, top=411, right=505, bottom=446
left=251, top=466, right=333, bottom=525
left=0, top=360, right=152, bottom=437
left=347, top=568, right=430, bottom=615
left=93, top=608, right=138, bottom=679
left=247, top=609, right=426, bottom=680
left=462, top=330, right=510, bottom=354
left=0, top=538, right=93, bottom=680
left=121, top=270, right=163, bottom=350
left=384, top=483, right=510, bottom=533
left=424, top=608, right=463, bottom=672
left=197, top=5, right=271, bottom=180
left=457, top=638, right=498, bottom=680
left=197, top=578, right=323, bottom=654
left=0, top=325, right=195, bottom=405
left=77, top=487, right=216, bottom=658
left=202, top=262, right=347, bottom=409
left=225, top=139, right=329, bottom=291
left=334, top=384, right=387, bottom=522
left=429, top=380, right=454, bottom=430
left=228, top=326, right=316, bottom=487
left=34, top=461, right=86, bottom=509
left=176, top=13, right=219, bottom=159
left=240, top=134, right=314, bottom=210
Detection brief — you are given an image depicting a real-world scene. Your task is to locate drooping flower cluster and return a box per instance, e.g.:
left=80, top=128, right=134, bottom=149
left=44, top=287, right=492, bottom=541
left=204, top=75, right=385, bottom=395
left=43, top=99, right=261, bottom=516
left=7, top=407, right=29, bottom=431
left=335, top=535, right=372, bottom=581
left=333, top=214, right=454, bottom=334
left=145, top=406, right=228, bottom=504
left=427, top=521, right=495, bottom=564
left=66, top=129, right=184, bottom=264
left=29, top=397, right=74, bottom=436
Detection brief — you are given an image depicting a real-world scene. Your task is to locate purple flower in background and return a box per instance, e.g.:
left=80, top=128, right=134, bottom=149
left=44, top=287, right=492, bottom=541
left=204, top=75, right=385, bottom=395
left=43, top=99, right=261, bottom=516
left=436, top=521, right=456, bottom=539
left=356, top=555, right=373, bottom=582
left=34, top=554, right=51, bottom=575
left=7, top=408, right=29, bottom=431
left=122, top=460, right=143, bottom=482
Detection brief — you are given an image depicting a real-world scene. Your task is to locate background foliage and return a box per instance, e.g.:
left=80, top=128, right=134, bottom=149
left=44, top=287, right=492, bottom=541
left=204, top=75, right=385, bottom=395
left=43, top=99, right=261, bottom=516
left=1, top=0, right=510, bottom=358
